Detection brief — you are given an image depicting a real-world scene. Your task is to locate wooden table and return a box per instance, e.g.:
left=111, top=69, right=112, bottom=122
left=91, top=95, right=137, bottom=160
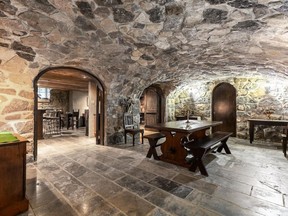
left=0, top=134, right=29, bottom=215
left=145, top=120, right=222, bottom=167
left=248, top=119, right=288, bottom=143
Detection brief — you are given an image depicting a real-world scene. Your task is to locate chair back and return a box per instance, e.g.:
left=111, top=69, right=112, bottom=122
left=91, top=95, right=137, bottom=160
left=73, top=109, right=79, bottom=118
left=124, top=113, right=134, bottom=129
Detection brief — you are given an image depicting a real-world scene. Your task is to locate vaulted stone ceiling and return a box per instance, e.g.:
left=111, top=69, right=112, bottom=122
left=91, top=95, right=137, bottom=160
left=1, top=0, right=288, bottom=96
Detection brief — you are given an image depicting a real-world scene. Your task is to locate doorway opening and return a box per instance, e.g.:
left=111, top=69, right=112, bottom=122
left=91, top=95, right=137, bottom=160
left=140, top=85, right=165, bottom=130
left=33, top=67, right=105, bottom=160
left=212, top=82, right=237, bottom=136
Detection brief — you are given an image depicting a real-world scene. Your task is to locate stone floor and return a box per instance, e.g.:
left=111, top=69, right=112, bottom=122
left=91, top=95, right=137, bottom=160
left=19, top=132, right=288, bottom=216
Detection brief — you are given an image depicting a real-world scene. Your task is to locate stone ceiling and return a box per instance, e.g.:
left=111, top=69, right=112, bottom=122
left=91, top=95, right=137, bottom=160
left=1, top=0, right=288, bottom=96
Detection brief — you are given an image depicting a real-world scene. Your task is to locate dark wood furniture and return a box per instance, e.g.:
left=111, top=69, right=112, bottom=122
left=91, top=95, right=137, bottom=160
left=281, top=132, right=287, bottom=157
left=84, top=109, right=89, bottom=136
left=124, top=113, right=144, bottom=146
left=143, top=133, right=166, bottom=160
left=72, top=109, right=79, bottom=129
left=66, top=110, right=80, bottom=130
left=182, top=131, right=232, bottom=176
left=145, top=120, right=222, bottom=167
left=0, top=134, right=29, bottom=215
left=175, top=116, right=199, bottom=121
left=248, top=119, right=288, bottom=156
left=37, top=109, right=47, bottom=139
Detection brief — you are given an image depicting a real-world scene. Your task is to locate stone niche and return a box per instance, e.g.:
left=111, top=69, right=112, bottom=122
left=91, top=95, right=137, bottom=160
left=107, top=97, right=141, bottom=145
left=167, top=77, right=288, bottom=143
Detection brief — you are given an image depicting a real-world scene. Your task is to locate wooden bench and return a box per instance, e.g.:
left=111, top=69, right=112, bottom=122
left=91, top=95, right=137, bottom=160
left=182, top=131, right=232, bottom=176
left=143, top=133, right=166, bottom=160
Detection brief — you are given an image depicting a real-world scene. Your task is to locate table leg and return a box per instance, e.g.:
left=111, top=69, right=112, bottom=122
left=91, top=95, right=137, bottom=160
left=159, top=131, right=188, bottom=167
left=159, top=130, right=206, bottom=167
left=249, top=121, right=254, bottom=144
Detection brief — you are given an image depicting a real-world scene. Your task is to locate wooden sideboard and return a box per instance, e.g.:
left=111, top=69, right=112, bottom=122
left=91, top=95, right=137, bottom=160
left=248, top=119, right=288, bottom=143
left=0, top=134, right=29, bottom=215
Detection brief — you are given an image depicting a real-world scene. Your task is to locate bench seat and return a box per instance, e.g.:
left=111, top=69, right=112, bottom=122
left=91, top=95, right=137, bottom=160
left=183, top=131, right=232, bottom=176
left=143, top=133, right=165, bottom=160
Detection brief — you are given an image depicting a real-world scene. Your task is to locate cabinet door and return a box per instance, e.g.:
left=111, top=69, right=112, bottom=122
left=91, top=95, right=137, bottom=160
left=0, top=143, right=25, bottom=208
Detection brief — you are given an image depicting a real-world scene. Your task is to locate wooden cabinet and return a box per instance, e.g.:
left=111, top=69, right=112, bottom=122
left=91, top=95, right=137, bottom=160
left=0, top=135, right=29, bottom=215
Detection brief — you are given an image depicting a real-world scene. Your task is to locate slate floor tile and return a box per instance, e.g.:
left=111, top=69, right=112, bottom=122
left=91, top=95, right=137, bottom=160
left=170, top=185, right=193, bottom=198
left=146, top=208, right=172, bottom=216
left=136, top=160, right=178, bottom=179
left=52, top=173, right=95, bottom=206
left=186, top=189, right=262, bottom=216
left=251, top=186, right=283, bottom=206
left=100, top=167, right=126, bottom=180
left=18, top=207, right=35, bottom=216
left=212, top=186, right=288, bottom=216
left=28, top=188, right=60, bottom=209
left=26, top=178, right=52, bottom=199
left=33, top=198, right=78, bottom=216
left=78, top=172, right=123, bottom=198
left=146, top=189, right=217, bottom=216
left=108, top=190, right=155, bottom=215
left=172, top=173, right=218, bottom=195
left=62, top=161, right=91, bottom=177
left=145, top=189, right=172, bottom=208
left=116, top=175, right=155, bottom=196
left=75, top=195, right=120, bottom=216
left=125, top=167, right=157, bottom=182
left=148, top=176, right=181, bottom=193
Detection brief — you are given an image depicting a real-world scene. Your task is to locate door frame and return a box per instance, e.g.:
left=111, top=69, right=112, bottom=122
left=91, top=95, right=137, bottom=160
left=33, top=66, right=105, bottom=161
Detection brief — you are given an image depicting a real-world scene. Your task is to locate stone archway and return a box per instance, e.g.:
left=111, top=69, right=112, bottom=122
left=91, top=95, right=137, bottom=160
left=33, top=66, right=105, bottom=160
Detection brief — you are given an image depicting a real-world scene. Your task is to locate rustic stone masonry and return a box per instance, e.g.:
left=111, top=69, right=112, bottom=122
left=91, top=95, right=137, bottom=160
left=168, top=76, right=288, bottom=142
left=1, top=0, right=288, bottom=148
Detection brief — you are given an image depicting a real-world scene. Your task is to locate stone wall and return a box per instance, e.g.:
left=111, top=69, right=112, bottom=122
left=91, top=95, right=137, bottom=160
left=1, top=0, right=288, bottom=150
left=0, top=55, right=34, bottom=151
left=167, top=76, right=288, bottom=142
left=38, top=89, right=69, bottom=112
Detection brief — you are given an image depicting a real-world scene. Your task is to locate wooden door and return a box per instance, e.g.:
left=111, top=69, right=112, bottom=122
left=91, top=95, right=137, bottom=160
left=145, top=88, right=160, bottom=125
left=212, top=82, right=236, bottom=136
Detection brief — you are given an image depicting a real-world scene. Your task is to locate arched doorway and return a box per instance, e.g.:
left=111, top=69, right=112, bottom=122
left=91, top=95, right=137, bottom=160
left=212, top=82, right=237, bottom=136
left=140, top=85, right=165, bottom=128
left=33, top=67, right=105, bottom=160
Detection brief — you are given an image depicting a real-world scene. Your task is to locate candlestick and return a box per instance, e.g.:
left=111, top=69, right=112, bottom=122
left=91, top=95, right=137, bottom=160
left=186, top=110, right=190, bottom=123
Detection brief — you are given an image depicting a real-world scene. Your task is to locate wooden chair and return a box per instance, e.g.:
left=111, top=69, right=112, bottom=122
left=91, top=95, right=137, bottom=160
left=124, top=113, right=144, bottom=146
left=66, top=110, right=79, bottom=129
left=72, top=109, right=79, bottom=129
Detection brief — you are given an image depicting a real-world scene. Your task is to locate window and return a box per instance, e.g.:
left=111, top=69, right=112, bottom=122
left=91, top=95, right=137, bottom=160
left=38, top=88, right=50, bottom=99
